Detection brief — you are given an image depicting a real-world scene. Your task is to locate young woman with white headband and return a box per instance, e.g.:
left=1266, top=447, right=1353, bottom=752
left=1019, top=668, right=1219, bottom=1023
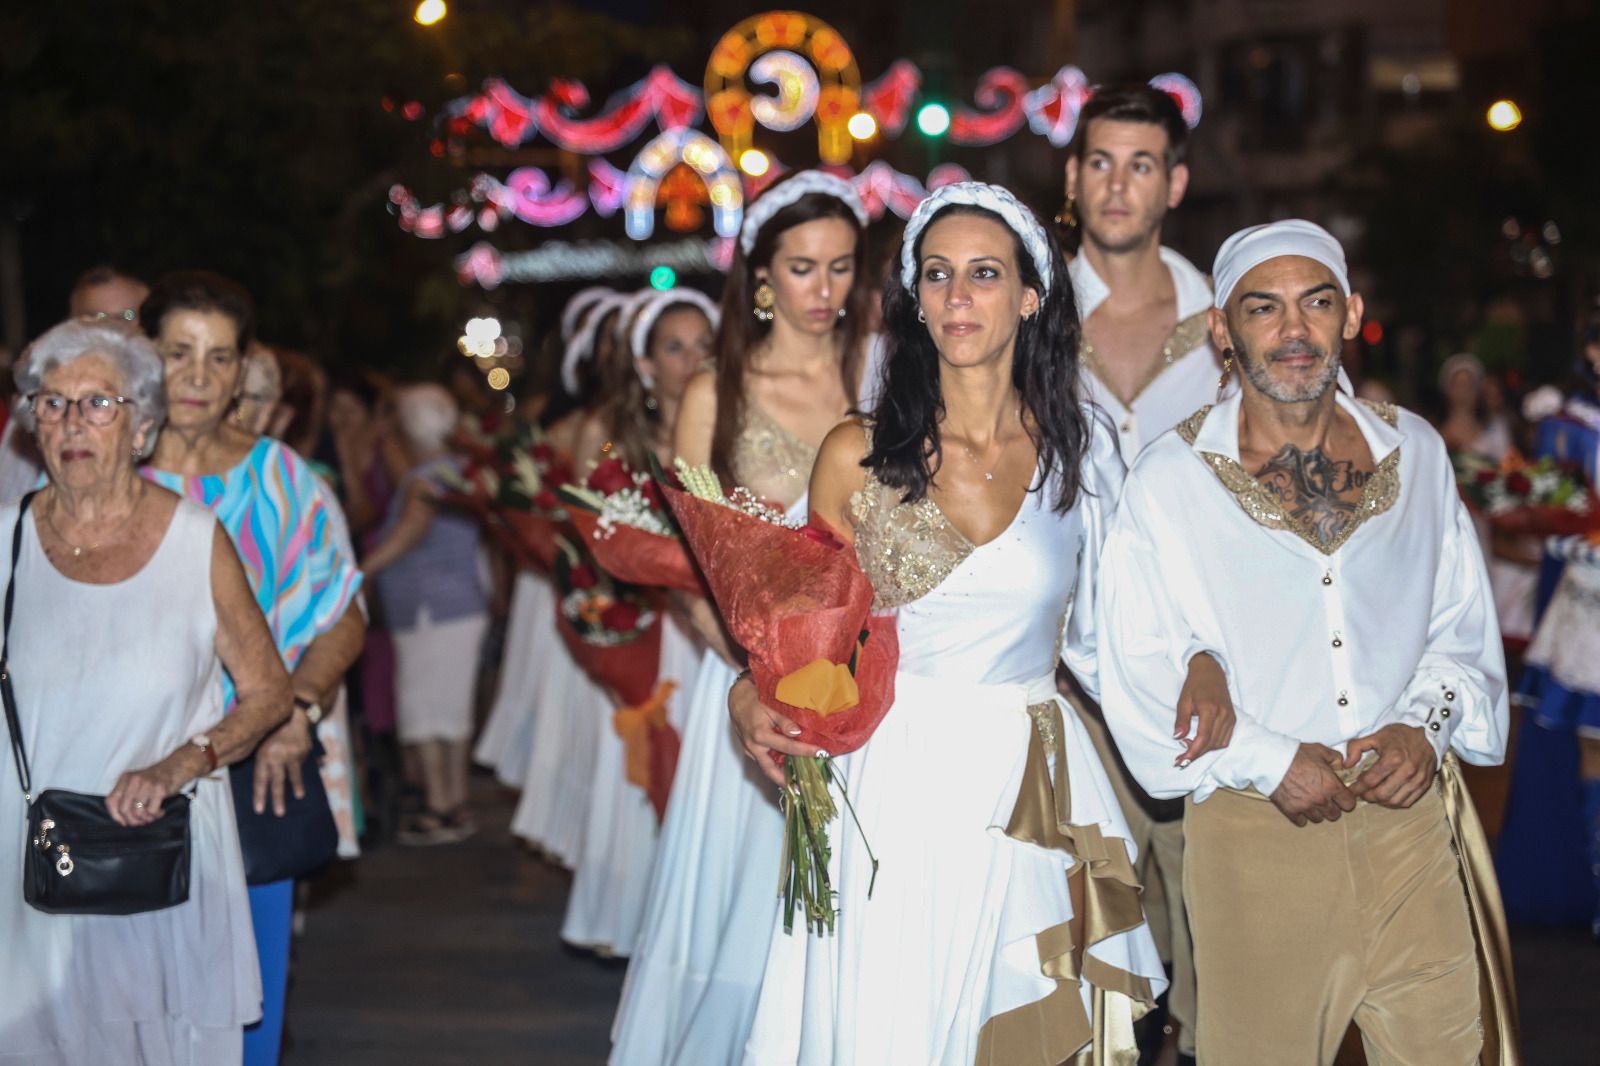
left=475, top=287, right=615, bottom=790
left=610, top=170, right=882, bottom=1066
left=558, top=288, right=718, bottom=957
left=729, top=182, right=1169, bottom=1064
left=508, top=290, right=653, bottom=867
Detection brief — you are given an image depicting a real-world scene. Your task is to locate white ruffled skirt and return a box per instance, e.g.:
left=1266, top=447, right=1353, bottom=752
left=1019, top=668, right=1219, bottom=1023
left=609, top=649, right=786, bottom=1065
left=563, top=615, right=703, bottom=956
left=474, top=571, right=556, bottom=787
left=742, top=671, right=1167, bottom=1066
left=509, top=620, right=607, bottom=867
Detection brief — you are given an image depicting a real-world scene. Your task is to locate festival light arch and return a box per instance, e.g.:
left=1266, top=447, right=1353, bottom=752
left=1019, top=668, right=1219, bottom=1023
left=623, top=129, right=743, bottom=241
left=704, top=11, right=861, bottom=166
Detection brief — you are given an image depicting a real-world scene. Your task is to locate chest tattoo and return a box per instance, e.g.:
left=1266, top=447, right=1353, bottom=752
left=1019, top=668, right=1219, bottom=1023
left=1253, top=445, right=1373, bottom=548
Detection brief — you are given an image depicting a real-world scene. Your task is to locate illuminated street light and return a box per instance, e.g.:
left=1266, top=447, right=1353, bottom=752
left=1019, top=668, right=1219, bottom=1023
left=738, top=148, right=771, bottom=177
left=916, top=103, right=951, bottom=138
left=414, top=0, right=446, bottom=27
left=847, top=111, right=878, bottom=141
left=1486, top=99, right=1522, bottom=132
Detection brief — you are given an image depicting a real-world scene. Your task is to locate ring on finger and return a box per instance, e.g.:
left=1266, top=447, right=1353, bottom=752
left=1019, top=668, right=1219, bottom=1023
left=133, top=800, right=146, bottom=809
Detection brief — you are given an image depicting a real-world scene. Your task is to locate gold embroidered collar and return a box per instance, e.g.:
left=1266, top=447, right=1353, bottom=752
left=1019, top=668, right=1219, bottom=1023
left=1079, top=309, right=1213, bottom=414
left=1176, top=398, right=1401, bottom=556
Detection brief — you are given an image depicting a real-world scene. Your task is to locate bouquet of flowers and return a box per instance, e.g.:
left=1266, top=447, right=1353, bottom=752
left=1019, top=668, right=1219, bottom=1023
left=1454, top=452, right=1600, bottom=536
left=660, top=460, right=898, bottom=934
left=557, top=457, right=705, bottom=594
left=491, top=429, right=573, bottom=571
left=552, top=539, right=662, bottom=707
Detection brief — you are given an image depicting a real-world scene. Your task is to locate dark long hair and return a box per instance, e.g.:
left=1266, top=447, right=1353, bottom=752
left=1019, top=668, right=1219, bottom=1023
left=866, top=204, right=1088, bottom=515
left=711, top=183, right=871, bottom=482
left=597, top=296, right=714, bottom=472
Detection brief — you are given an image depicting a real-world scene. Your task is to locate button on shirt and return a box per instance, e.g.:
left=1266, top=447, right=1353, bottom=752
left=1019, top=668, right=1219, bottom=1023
left=1096, top=390, right=1509, bottom=802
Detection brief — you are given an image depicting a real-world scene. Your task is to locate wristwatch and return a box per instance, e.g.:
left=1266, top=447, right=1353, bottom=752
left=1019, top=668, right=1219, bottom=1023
left=189, top=733, right=219, bottom=773
left=294, top=695, right=324, bottom=726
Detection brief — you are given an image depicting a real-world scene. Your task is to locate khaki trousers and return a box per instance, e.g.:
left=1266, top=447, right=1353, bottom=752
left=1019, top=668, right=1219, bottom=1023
left=1184, top=783, right=1482, bottom=1065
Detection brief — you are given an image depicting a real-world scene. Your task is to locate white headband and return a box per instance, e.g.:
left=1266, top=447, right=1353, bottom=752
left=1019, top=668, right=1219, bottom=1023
left=899, top=181, right=1055, bottom=294
left=631, top=289, right=721, bottom=389
left=613, top=288, right=662, bottom=347
left=738, top=170, right=868, bottom=256
left=560, top=286, right=615, bottom=343
left=1212, top=219, right=1350, bottom=309
left=561, top=293, right=627, bottom=395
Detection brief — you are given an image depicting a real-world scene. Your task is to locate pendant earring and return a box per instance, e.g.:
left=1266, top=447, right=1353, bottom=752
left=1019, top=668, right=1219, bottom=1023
left=1217, top=348, right=1235, bottom=400
left=753, top=282, right=776, bottom=323
left=916, top=308, right=926, bottom=323
left=1055, top=196, right=1078, bottom=230
left=644, top=388, right=659, bottom=412
left=836, top=306, right=847, bottom=319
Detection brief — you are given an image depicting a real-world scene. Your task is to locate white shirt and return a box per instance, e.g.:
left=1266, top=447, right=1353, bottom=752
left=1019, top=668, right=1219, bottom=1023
left=1097, top=389, right=1509, bottom=802
left=1070, top=246, right=1228, bottom=458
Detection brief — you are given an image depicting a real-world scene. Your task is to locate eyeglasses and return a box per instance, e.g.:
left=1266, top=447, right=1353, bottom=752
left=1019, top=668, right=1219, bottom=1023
left=81, top=309, right=138, bottom=324
left=28, top=392, right=132, bottom=427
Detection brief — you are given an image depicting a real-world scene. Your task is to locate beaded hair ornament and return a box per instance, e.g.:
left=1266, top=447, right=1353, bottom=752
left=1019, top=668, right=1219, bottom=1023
left=738, top=170, right=869, bottom=256
left=560, top=292, right=627, bottom=395
left=630, top=288, right=722, bottom=389
left=899, top=181, right=1055, bottom=294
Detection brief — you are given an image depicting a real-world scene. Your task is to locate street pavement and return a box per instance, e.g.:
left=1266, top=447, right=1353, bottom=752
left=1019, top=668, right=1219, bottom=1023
left=283, top=776, right=1600, bottom=1065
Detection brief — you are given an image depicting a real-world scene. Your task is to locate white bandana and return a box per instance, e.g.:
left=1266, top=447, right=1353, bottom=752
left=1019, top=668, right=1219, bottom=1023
left=559, top=286, right=615, bottom=343
left=739, top=171, right=868, bottom=256
left=561, top=293, right=627, bottom=396
left=1211, top=219, right=1350, bottom=309
left=630, top=289, right=721, bottom=389
left=899, top=181, right=1054, bottom=294
left=613, top=288, right=663, bottom=347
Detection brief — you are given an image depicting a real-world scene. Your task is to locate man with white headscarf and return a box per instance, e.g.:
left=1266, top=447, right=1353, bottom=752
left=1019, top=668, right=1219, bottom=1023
left=1097, top=220, right=1515, bottom=1064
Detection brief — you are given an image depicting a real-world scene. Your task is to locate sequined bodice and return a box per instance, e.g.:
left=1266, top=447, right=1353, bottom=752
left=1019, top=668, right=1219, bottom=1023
left=847, top=467, right=1088, bottom=686
left=730, top=405, right=818, bottom=511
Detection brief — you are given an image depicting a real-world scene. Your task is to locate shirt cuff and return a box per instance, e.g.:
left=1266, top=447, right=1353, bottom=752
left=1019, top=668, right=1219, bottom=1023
left=1206, top=720, right=1300, bottom=798
left=1391, top=679, right=1464, bottom=766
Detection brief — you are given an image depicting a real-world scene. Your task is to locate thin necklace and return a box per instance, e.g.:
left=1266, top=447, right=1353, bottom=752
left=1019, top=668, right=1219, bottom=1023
left=955, top=431, right=1013, bottom=483
left=45, top=484, right=145, bottom=558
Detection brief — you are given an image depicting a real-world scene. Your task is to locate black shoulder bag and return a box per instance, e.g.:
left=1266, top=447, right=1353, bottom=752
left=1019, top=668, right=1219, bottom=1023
left=2, top=492, right=192, bottom=915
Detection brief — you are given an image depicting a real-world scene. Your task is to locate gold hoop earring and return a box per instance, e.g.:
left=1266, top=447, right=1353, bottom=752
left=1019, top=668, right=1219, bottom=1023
left=1217, top=348, right=1234, bottom=400
left=753, top=282, right=776, bottom=323
left=1055, top=196, right=1078, bottom=230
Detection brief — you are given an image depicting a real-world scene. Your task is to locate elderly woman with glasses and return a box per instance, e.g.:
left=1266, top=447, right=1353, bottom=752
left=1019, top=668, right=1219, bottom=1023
left=138, top=270, right=366, bottom=1066
left=0, top=320, right=293, bottom=1062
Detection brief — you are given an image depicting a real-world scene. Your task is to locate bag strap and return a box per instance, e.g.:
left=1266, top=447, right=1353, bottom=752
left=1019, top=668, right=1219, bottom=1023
left=2, top=491, right=37, bottom=800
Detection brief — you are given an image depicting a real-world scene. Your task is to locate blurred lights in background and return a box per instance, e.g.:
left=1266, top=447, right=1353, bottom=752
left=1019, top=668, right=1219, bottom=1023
left=649, top=266, right=678, bottom=290
left=1486, top=99, right=1522, bottom=132
left=847, top=111, right=877, bottom=141
left=414, top=0, right=446, bottom=27
left=916, top=103, right=950, bottom=138
left=738, top=148, right=771, bottom=177
left=457, top=316, right=523, bottom=387
left=486, top=368, right=511, bottom=391
left=1362, top=321, right=1384, bottom=345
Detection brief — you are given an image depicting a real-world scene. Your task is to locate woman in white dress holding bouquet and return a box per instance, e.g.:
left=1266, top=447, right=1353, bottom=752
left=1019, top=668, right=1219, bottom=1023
left=731, top=183, right=1174, bottom=1064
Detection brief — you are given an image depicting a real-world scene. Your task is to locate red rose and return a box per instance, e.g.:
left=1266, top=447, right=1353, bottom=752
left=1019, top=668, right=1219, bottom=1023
left=568, top=562, right=599, bottom=590
left=600, top=601, right=642, bottom=631
left=639, top=477, right=665, bottom=510
left=587, top=457, right=633, bottom=495
left=1505, top=472, right=1533, bottom=495
left=1474, top=469, right=1497, bottom=484
left=532, top=487, right=560, bottom=510
left=799, top=523, right=844, bottom=551
left=532, top=443, right=557, bottom=467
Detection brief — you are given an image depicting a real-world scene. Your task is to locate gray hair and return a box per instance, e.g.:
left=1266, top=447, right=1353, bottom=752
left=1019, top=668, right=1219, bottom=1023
left=394, top=383, right=459, bottom=453
left=13, top=319, right=168, bottom=458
